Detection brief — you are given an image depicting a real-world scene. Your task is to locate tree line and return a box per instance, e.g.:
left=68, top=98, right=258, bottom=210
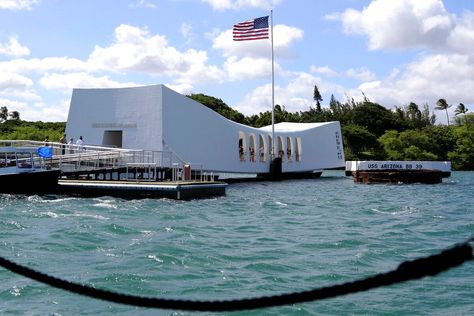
left=0, top=106, right=65, bottom=142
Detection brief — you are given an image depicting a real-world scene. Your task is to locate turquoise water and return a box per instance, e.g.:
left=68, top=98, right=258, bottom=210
left=0, top=170, right=473, bottom=315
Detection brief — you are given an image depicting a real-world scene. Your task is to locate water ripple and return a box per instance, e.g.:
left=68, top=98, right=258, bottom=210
left=0, top=171, right=473, bottom=315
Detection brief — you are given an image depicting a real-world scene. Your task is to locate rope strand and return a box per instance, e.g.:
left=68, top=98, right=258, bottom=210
left=0, top=238, right=472, bottom=312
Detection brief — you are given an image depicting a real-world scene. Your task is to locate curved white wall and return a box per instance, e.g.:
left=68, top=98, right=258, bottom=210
left=66, top=84, right=345, bottom=173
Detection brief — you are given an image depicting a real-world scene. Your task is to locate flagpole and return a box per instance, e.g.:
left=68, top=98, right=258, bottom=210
left=270, top=9, right=275, bottom=160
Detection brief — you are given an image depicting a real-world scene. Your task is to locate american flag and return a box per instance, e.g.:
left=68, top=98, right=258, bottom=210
left=233, top=16, right=269, bottom=41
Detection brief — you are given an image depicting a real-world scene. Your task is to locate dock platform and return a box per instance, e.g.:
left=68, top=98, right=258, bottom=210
left=0, top=140, right=228, bottom=199
left=57, top=179, right=227, bottom=200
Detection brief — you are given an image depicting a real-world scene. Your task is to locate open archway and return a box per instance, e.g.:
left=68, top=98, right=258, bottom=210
left=277, top=136, right=284, bottom=160
left=238, top=131, right=247, bottom=161
left=267, top=135, right=273, bottom=160
left=295, top=137, right=302, bottom=162
left=249, top=133, right=256, bottom=162
left=286, top=137, right=293, bottom=162
left=258, top=134, right=266, bottom=162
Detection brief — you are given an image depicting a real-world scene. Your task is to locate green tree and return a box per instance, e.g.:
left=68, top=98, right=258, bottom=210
left=422, top=125, right=455, bottom=160
left=379, top=129, right=438, bottom=160
left=435, top=98, right=452, bottom=125
left=448, top=126, right=474, bottom=170
left=9, top=111, right=20, bottom=121
left=422, top=103, right=437, bottom=126
left=0, top=106, right=8, bottom=122
left=454, top=103, right=469, bottom=126
left=188, top=93, right=245, bottom=124
left=403, top=145, right=438, bottom=161
left=378, top=130, right=404, bottom=160
left=350, top=101, right=398, bottom=136
left=328, top=95, right=352, bottom=125
left=299, top=105, right=329, bottom=123
left=0, top=121, right=65, bottom=141
left=453, top=113, right=474, bottom=126
left=394, top=103, right=436, bottom=130
left=342, top=124, right=382, bottom=160
left=313, top=85, right=323, bottom=112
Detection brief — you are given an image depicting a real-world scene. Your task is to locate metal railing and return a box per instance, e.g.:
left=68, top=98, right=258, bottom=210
left=0, top=140, right=209, bottom=182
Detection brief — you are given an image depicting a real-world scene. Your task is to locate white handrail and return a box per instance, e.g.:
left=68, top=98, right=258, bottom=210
left=0, top=140, right=211, bottom=182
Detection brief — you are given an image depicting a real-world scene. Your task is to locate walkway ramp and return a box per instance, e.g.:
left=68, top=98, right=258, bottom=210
left=0, top=140, right=211, bottom=182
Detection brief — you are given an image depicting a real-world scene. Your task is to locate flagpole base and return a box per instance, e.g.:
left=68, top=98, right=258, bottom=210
left=269, top=157, right=282, bottom=181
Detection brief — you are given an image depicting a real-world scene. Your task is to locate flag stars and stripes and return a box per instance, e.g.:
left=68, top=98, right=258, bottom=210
left=233, top=16, right=269, bottom=41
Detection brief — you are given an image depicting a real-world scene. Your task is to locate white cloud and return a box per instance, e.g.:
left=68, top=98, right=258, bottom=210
left=0, top=37, right=30, bottom=57
left=0, top=97, right=69, bottom=122
left=181, top=23, right=193, bottom=39
left=129, top=0, right=157, bottom=9
left=234, top=82, right=272, bottom=115
left=201, top=0, right=231, bottom=10
left=165, top=83, right=194, bottom=96
left=21, top=99, right=70, bottom=122
left=327, top=0, right=474, bottom=124
left=213, top=28, right=270, bottom=58
left=180, top=23, right=197, bottom=45
left=310, top=65, right=375, bottom=81
left=88, top=24, right=222, bottom=84
left=351, top=53, right=474, bottom=123
left=204, top=27, right=221, bottom=41
left=0, top=73, right=40, bottom=103
left=4, top=89, right=41, bottom=101
left=0, top=24, right=222, bottom=85
left=0, top=57, right=87, bottom=74
left=39, top=72, right=138, bottom=92
left=446, top=11, right=474, bottom=55
left=273, top=24, right=304, bottom=53
left=336, top=0, right=463, bottom=52
left=224, top=56, right=273, bottom=81
left=324, top=12, right=340, bottom=22
left=345, top=67, right=376, bottom=81
left=234, top=72, right=345, bottom=115
left=0, top=0, right=37, bottom=10
left=310, top=66, right=338, bottom=77
left=0, top=98, right=29, bottom=116
left=201, top=0, right=281, bottom=10
left=0, top=72, right=33, bottom=90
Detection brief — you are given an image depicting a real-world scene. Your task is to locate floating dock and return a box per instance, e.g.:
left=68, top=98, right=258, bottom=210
left=57, top=179, right=227, bottom=200
left=345, top=161, right=451, bottom=184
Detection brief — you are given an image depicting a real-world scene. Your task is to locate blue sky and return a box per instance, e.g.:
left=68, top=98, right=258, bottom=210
left=0, top=0, right=473, bottom=123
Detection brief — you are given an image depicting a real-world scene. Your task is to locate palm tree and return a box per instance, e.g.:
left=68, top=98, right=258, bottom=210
left=455, top=103, right=469, bottom=125
left=0, top=106, right=8, bottom=122
left=435, top=98, right=452, bottom=125
left=9, top=111, right=20, bottom=121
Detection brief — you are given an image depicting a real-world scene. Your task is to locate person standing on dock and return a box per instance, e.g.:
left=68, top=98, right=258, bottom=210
left=59, top=134, right=67, bottom=155
left=68, top=138, right=74, bottom=154
left=76, top=136, right=85, bottom=152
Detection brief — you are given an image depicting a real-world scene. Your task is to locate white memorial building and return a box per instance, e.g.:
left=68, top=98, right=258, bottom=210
left=66, top=84, right=345, bottom=175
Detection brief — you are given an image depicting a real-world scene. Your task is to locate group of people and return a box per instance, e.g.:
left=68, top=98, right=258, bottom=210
left=58, top=134, right=85, bottom=154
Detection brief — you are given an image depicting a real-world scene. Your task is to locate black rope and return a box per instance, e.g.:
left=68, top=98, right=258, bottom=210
left=0, top=237, right=472, bottom=312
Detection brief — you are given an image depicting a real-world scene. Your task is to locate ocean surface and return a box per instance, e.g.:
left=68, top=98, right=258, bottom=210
left=0, top=170, right=473, bottom=315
